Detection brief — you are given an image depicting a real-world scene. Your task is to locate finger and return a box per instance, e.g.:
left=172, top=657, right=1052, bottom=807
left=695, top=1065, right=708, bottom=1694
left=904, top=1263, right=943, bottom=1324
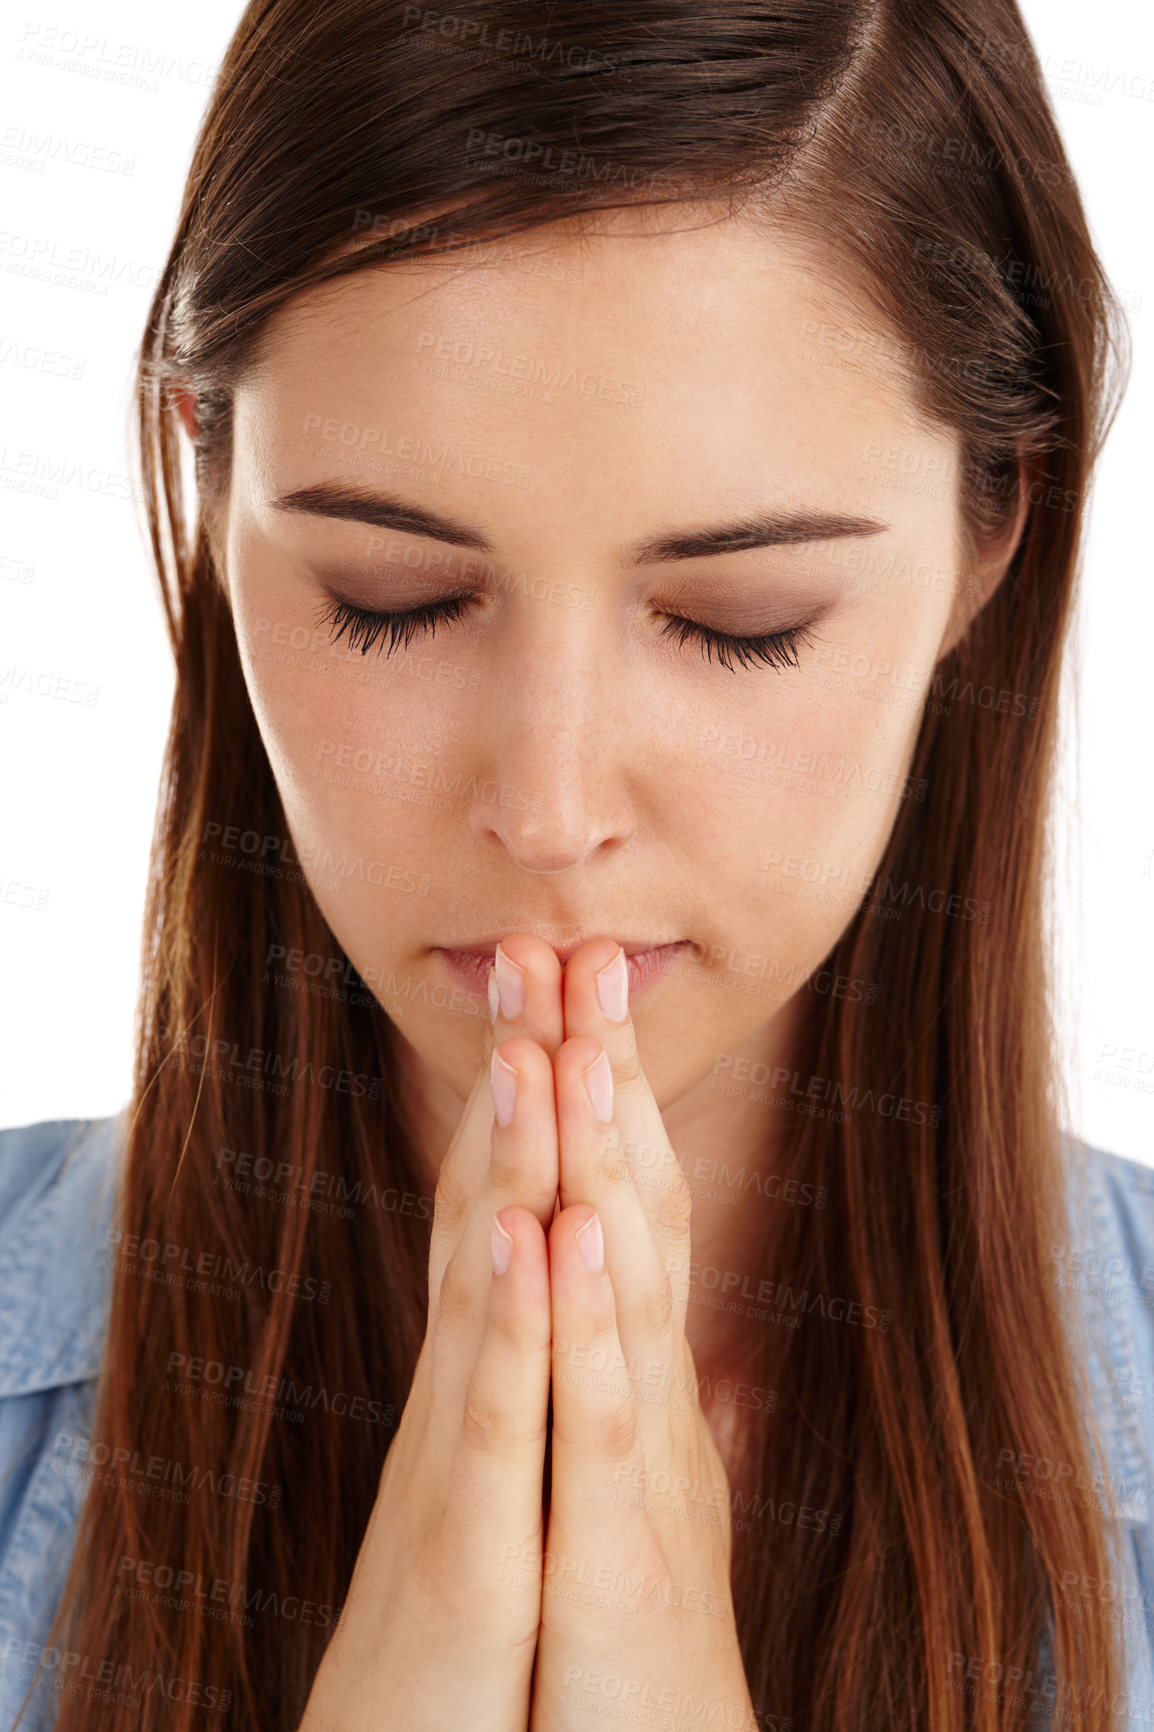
left=431, top=1035, right=558, bottom=1320
left=427, top=1008, right=496, bottom=1303
left=430, top=931, right=562, bottom=1284
left=561, top=940, right=693, bottom=1313
left=488, top=931, right=565, bottom=1055
left=546, top=1203, right=648, bottom=1553
left=553, top=1033, right=678, bottom=1391
left=445, top=1205, right=551, bottom=1605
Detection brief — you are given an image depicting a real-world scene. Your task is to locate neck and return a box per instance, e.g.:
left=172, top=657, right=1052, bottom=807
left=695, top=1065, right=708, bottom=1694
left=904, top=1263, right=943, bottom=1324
left=662, top=1001, right=803, bottom=1380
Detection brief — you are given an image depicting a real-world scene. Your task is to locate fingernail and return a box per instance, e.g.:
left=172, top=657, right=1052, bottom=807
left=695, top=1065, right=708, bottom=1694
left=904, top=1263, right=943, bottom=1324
left=494, top=944, right=526, bottom=1019
left=594, top=947, right=629, bottom=1022
left=491, top=1216, right=513, bottom=1275
left=487, top=964, right=499, bottom=1024
left=582, top=1047, right=614, bottom=1124
left=575, top=1212, right=604, bottom=1273
left=491, top=1050, right=518, bottom=1126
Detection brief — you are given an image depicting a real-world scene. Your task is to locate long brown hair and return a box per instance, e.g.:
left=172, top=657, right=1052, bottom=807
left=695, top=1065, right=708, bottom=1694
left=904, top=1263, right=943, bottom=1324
left=30, top=2, right=1130, bottom=1728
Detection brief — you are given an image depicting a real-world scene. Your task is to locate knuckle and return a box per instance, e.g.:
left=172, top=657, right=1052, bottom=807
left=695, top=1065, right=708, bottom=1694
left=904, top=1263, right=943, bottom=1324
left=586, top=1285, right=619, bottom=1345
left=598, top=1145, right=631, bottom=1187
left=597, top=1395, right=639, bottom=1461
left=652, top=1170, right=693, bottom=1240
left=462, top=1385, right=548, bottom=1455
left=489, top=1285, right=551, bottom=1357
left=432, top=1169, right=471, bottom=1241
left=638, top=1271, right=675, bottom=1338
left=460, top=1385, right=505, bottom=1454
left=484, top=1136, right=521, bottom=1197
left=436, top=1251, right=476, bottom=1334
left=611, top=1036, right=644, bottom=1086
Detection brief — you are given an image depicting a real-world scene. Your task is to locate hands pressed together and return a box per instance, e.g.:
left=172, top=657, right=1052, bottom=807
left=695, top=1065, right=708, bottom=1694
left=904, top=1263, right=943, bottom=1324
left=299, top=934, right=757, bottom=1732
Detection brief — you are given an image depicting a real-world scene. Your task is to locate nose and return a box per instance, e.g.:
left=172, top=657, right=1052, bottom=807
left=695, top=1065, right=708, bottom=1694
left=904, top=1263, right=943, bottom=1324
left=465, top=610, right=636, bottom=873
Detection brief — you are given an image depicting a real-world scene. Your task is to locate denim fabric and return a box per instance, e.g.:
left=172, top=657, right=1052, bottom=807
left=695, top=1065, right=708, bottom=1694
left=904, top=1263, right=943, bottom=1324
left=0, top=1113, right=1152, bottom=1729
left=0, top=1116, right=123, bottom=1731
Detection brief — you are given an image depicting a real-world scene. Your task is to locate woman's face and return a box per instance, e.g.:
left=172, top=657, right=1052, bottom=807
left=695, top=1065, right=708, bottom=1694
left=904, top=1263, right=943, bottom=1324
left=218, top=204, right=991, bottom=1131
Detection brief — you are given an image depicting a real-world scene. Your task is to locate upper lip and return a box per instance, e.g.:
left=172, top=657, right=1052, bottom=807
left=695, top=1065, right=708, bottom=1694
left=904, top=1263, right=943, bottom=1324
left=438, top=937, right=685, bottom=966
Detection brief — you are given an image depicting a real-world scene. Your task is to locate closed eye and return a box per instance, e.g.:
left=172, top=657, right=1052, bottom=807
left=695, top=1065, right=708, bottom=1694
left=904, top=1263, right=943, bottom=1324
left=315, top=591, right=474, bottom=659
left=655, top=613, right=818, bottom=673
left=314, top=591, right=821, bottom=674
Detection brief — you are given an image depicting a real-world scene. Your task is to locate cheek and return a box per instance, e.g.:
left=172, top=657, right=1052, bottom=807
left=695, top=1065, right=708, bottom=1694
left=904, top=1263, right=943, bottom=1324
left=235, top=619, right=469, bottom=950
left=686, top=682, right=920, bottom=994
left=228, top=519, right=475, bottom=834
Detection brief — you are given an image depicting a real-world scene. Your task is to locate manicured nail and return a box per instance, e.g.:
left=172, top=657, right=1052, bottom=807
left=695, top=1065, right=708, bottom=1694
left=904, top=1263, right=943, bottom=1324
left=582, top=1047, right=614, bottom=1124
left=494, top=944, right=526, bottom=1018
left=487, top=964, right=499, bottom=1024
left=575, top=1212, right=604, bottom=1273
left=594, top=947, right=629, bottom=1022
left=491, top=1216, right=513, bottom=1275
left=491, top=1050, right=518, bottom=1126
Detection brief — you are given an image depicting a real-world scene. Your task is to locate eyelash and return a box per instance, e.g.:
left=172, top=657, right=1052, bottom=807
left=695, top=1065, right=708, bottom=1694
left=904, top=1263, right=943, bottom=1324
left=317, top=592, right=474, bottom=660
left=656, top=613, right=817, bottom=673
left=315, top=591, right=819, bottom=675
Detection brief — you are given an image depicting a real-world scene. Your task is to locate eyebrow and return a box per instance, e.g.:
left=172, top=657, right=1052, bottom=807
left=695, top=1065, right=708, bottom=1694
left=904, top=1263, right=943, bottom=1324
left=270, top=483, right=888, bottom=564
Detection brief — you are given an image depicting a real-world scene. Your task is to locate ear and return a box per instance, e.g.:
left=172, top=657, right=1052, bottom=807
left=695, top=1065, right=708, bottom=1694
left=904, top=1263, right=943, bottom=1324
left=937, top=456, right=1033, bottom=663
left=171, top=384, right=198, bottom=442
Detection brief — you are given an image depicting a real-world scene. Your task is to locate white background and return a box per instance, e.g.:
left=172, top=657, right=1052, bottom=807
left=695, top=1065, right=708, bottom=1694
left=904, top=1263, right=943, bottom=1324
left=1, top=2, right=1151, bottom=1159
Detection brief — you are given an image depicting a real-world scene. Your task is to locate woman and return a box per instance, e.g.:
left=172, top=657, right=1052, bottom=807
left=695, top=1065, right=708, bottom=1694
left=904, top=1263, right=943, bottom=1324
left=0, top=0, right=1149, bottom=1726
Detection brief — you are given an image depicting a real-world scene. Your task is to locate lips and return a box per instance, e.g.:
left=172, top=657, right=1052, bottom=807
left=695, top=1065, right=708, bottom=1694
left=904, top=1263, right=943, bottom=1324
left=434, top=940, right=691, bottom=1003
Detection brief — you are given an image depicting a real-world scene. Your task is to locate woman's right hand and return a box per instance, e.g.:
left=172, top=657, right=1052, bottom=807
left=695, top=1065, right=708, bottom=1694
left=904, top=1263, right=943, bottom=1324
left=297, top=935, right=565, bottom=1732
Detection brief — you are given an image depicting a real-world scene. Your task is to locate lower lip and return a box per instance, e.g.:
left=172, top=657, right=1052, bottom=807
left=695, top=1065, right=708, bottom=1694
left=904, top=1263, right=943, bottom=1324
left=435, top=941, right=691, bottom=1005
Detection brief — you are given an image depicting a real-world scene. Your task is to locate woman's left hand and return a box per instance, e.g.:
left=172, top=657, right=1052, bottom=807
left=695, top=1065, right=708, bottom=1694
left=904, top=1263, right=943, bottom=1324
left=527, top=939, right=759, bottom=1732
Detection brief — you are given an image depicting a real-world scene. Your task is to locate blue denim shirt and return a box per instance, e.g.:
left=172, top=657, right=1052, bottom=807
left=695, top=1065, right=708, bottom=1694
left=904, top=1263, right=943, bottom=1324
left=1, top=1113, right=1153, bottom=1729
left=0, top=1116, right=123, bottom=1730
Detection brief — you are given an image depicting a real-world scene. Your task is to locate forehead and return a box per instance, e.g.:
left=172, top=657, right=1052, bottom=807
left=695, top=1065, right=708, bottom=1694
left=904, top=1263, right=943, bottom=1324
left=233, top=209, right=950, bottom=533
